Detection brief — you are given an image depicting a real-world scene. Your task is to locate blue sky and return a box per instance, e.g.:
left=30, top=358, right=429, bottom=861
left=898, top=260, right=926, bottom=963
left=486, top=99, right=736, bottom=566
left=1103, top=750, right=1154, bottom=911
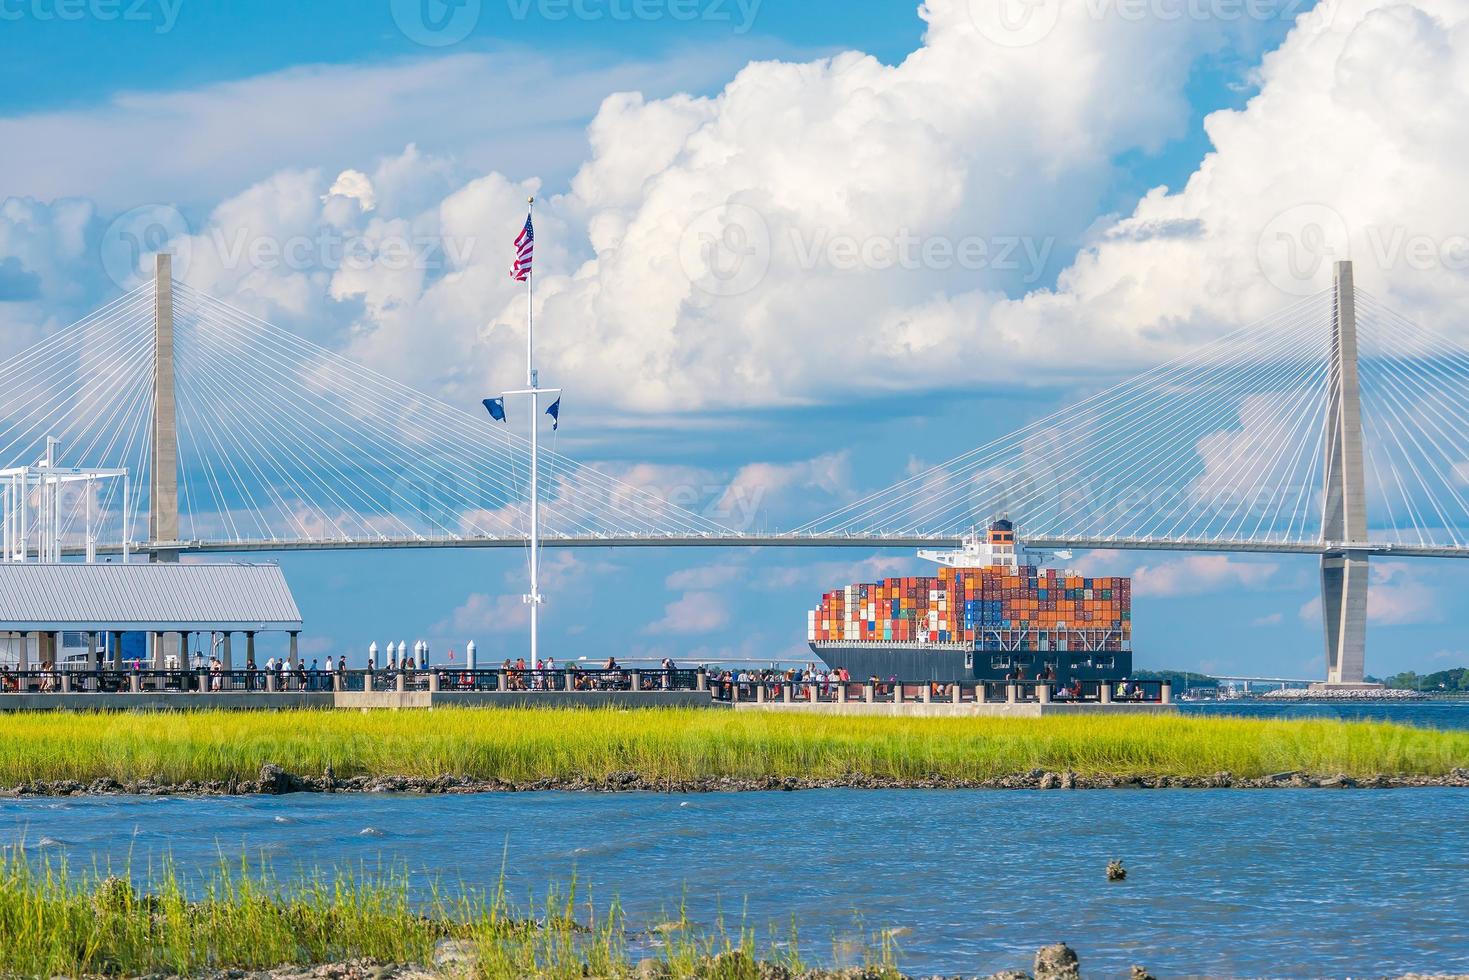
left=3, top=0, right=1467, bottom=679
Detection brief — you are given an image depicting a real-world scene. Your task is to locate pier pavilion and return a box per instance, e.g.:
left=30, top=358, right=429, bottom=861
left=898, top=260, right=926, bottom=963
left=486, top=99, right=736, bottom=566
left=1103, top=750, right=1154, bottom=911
left=0, top=562, right=302, bottom=671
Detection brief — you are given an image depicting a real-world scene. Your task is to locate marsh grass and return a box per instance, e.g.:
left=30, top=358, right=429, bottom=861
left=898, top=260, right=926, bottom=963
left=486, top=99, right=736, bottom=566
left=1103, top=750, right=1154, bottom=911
left=0, top=709, right=1463, bottom=787
left=0, top=851, right=870, bottom=978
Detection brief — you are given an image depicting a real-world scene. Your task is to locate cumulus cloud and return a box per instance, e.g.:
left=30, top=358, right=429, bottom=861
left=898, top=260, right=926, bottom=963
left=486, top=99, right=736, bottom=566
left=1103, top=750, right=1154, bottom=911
left=433, top=552, right=619, bottom=638
left=714, top=452, right=854, bottom=529
left=1132, top=554, right=1280, bottom=597
left=435, top=592, right=530, bottom=635
left=0, top=0, right=1233, bottom=412
left=323, top=170, right=377, bottom=212
left=9, top=0, right=1469, bottom=431
left=646, top=590, right=731, bottom=635
left=1077, top=552, right=1279, bottom=597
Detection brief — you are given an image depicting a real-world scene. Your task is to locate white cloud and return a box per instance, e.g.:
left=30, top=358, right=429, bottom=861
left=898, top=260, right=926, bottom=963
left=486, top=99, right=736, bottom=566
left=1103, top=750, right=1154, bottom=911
left=646, top=590, right=731, bottom=635
left=10, top=0, right=1469, bottom=440
left=324, top=170, right=377, bottom=213
left=1129, top=554, right=1279, bottom=597
left=0, top=47, right=766, bottom=211
left=714, top=452, right=853, bottom=530
left=1252, top=612, right=1285, bottom=626
left=435, top=592, right=529, bottom=635
left=0, top=0, right=1232, bottom=415
left=434, top=552, right=618, bottom=639
left=756, top=554, right=913, bottom=592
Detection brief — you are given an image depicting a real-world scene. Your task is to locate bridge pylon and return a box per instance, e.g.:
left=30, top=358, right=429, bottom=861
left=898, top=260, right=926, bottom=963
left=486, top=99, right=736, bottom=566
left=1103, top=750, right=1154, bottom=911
left=149, top=253, right=181, bottom=670
left=149, top=252, right=179, bottom=563
left=1319, top=260, right=1373, bottom=687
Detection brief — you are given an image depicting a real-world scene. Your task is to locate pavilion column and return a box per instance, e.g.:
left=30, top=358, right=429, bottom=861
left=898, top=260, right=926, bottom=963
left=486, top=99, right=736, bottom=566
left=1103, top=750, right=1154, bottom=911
left=17, top=632, right=29, bottom=672
left=151, top=631, right=165, bottom=669
left=110, top=631, right=123, bottom=669
left=86, top=631, right=98, bottom=671
left=288, top=632, right=299, bottom=669
left=246, top=632, right=256, bottom=666
left=221, top=632, right=233, bottom=671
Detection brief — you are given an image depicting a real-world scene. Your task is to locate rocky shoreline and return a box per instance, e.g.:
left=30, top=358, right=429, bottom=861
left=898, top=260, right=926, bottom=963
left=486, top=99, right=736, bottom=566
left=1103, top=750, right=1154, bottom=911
left=4, top=763, right=1468, bottom=797
left=162, top=942, right=1135, bottom=980
left=147, top=941, right=1469, bottom=980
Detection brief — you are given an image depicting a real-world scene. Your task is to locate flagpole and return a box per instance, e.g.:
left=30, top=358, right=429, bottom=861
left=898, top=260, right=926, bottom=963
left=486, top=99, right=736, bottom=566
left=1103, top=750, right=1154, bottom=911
left=525, top=196, right=541, bottom=669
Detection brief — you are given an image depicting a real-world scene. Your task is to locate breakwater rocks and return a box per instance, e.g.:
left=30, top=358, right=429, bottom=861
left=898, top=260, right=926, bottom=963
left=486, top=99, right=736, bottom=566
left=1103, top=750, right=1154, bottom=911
left=4, top=764, right=1469, bottom=798
left=1260, top=687, right=1429, bottom=701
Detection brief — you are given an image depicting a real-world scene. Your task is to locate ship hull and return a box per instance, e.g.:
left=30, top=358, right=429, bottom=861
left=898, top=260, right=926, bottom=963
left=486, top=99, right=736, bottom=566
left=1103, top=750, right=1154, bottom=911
left=810, top=643, right=1132, bottom=683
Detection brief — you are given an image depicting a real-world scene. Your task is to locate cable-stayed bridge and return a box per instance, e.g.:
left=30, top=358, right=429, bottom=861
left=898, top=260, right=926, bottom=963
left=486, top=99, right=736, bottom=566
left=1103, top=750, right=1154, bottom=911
left=4, top=256, right=1469, bottom=684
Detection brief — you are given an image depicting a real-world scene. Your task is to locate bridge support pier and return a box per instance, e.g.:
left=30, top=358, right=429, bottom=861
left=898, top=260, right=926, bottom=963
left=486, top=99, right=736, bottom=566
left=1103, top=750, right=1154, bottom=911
left=1321, top=552, right=1369, bottom=686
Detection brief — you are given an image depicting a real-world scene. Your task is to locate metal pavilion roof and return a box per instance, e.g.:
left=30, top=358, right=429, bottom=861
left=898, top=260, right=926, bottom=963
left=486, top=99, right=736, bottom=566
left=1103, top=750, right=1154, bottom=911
left=0, top=562, right=302, bottom=632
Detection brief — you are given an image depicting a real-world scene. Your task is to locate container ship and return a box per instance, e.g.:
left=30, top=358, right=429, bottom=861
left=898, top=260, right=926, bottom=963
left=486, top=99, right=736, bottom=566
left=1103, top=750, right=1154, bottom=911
left=807, top=519, right=1132, bottom=683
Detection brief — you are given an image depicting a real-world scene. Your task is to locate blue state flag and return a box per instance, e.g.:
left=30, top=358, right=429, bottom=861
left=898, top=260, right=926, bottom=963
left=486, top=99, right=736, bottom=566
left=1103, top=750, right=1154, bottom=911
left=545, top=397, right=561, bottom=431
left=482, top=397, right=506, bottom=423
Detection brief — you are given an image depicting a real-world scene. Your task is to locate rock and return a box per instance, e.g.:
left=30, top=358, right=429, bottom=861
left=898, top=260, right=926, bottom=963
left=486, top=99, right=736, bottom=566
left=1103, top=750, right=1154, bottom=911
left=700, top=949, right=750, bottom=977
left=635, top=958, right=672, bottom=979
left=431, top=938, right=475, bottom=970
left=986, top=971, right=1033, bottom=980
left=1106, top=859, right=1127, bottom=882
left=1265, top=771, right=1300, bottom=783
left=1033, top=942, right=1081, bottom=980
left=1130, top=966, right=1157, bottom=980
left=1320, top=774, right=1358, bottom=789
left=257, top=763, right=297, bottom=795
left=1038, top=772, right=1061, bottom=790
left=1059, top=770, right=1077, bottom=789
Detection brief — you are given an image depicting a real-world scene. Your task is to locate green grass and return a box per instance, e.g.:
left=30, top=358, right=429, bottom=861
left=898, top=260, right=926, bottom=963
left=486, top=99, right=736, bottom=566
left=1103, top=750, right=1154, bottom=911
left=0, top=709, right=1464, bottom=785
left=0, top=852, right=869, bottom=978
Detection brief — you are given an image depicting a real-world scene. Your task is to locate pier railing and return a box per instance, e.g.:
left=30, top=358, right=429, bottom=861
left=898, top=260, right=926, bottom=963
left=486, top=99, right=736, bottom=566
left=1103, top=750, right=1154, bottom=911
left=0, top=667, right=1166, bottom=705
left=707, top=676, right=1171, bottom=706
left=0, top=667, right=710, bottom=696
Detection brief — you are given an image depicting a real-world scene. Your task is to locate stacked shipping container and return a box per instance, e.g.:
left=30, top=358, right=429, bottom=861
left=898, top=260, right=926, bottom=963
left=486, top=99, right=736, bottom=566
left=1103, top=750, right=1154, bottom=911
left=807, top=565, right=1131, bottom=653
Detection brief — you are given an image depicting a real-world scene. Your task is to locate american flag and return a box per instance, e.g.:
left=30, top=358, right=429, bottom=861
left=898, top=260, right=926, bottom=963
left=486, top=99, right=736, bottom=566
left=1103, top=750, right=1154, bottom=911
left=512, top=213, right=534, bottom=282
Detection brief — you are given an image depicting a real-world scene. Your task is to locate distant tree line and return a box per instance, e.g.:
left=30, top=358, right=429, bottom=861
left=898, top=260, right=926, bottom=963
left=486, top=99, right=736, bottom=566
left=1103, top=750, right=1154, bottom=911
left=1378, top=667, right=1469, bottom=692
left=1132, top=669, right=1219, bottom=690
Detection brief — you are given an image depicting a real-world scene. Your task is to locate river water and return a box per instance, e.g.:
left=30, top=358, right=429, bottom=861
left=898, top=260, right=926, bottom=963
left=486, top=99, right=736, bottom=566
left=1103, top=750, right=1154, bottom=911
left=1180, top=698, right=1469, bottom=730
left=7, top=785, right=1468, bottom=978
